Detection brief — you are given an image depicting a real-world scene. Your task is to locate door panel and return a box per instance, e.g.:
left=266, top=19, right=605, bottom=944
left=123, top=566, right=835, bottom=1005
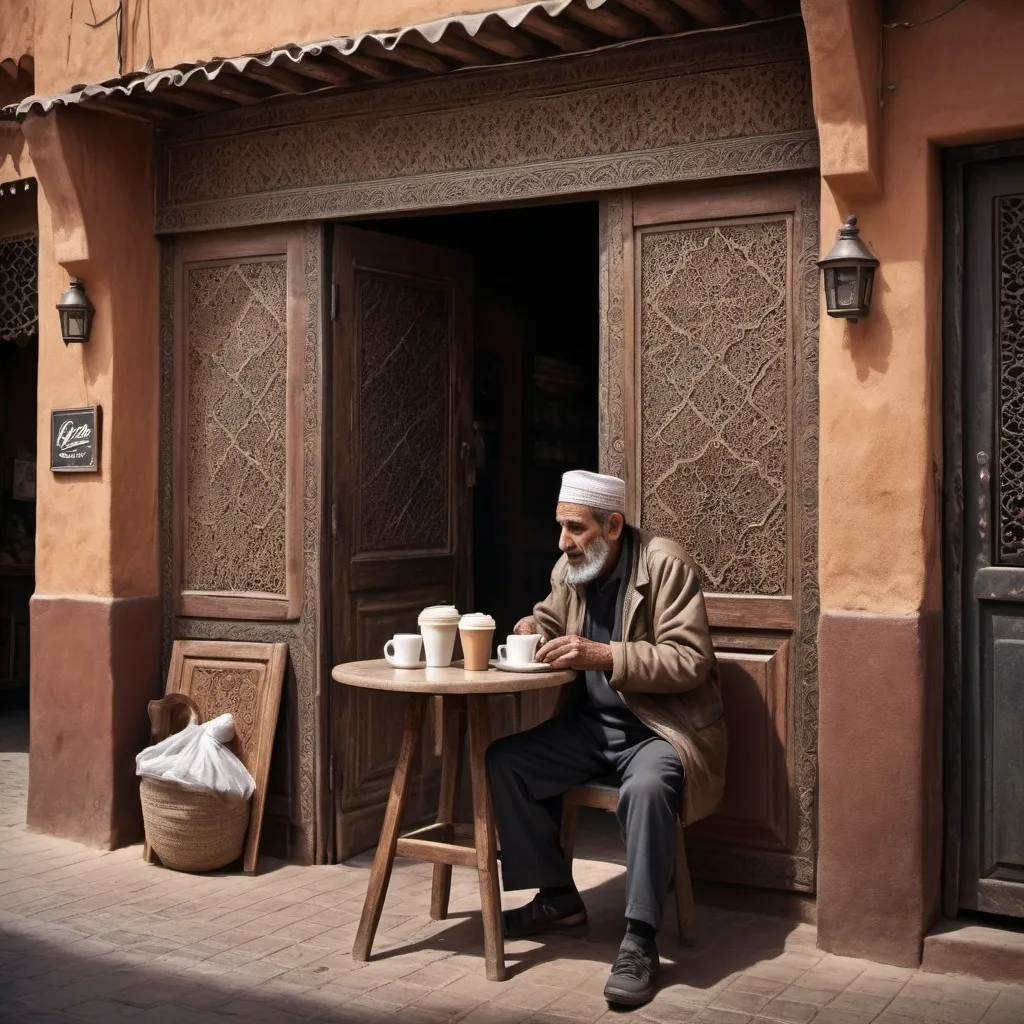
left=959, top=158, right=1024, bottom=915
left=606, top=177, right=819, bottom=891
left=331, top=226, right=473, bottom=861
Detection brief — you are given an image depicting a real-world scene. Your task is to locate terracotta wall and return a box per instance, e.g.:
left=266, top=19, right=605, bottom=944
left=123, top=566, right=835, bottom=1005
left=22, top=0, right=509, bottom=96
left=805, top=0, right=1024, bottom=966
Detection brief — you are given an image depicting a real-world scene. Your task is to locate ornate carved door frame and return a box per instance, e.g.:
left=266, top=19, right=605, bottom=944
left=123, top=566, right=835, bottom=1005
left=157, top=21, right=820, bottom=867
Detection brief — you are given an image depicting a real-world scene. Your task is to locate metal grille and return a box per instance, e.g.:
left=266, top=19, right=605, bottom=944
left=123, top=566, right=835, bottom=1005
left=997, top=195, right=1024, bottom=563
left=0, top=234, right=38, bottom=342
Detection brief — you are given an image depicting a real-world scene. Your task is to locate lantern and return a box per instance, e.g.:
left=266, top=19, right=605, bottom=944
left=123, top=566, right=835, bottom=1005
left=56, top=277, right=95, bottom=344
left=818, top=216, right=879, bottom=322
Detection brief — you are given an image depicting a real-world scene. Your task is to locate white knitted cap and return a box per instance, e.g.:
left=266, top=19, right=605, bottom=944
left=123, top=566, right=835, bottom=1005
left=558, top=470, right=626, bottom=515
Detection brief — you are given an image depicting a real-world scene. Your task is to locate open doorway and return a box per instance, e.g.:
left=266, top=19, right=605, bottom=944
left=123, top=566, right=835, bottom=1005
left=329, top=201, right=600, bottom=858
left=360, top=202, right=600, bottom=635
left=0, top=180, right=37, bottom=715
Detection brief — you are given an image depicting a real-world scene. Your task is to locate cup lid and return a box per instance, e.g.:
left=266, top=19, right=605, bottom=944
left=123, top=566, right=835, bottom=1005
left=459, top=613, right=496, bottom=629
left=418, top=604, right=461, bottom=625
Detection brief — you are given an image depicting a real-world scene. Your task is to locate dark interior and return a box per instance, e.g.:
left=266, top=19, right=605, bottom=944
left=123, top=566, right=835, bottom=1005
left=0, top=209, right=37, bottom=707
left=360, top=202, right=600, bottom=638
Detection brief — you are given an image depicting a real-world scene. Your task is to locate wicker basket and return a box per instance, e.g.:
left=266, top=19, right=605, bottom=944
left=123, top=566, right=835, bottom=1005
left=140, top=776, right=250, bottom=873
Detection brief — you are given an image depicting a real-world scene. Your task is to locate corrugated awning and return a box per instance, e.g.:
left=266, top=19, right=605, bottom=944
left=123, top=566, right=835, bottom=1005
left=3, top=0, right=800, bottom=122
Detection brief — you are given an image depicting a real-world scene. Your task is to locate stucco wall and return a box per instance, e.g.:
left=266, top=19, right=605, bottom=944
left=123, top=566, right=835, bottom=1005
left=22, top=0, right=512, bottom=96
left=815, top=0, right=1024, bottom=616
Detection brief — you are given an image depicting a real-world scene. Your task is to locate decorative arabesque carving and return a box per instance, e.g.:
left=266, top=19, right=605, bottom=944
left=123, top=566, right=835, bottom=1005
left=155, top=23, right=817, bottom=233
left=187, top=666, right=263, bottom=760
left=161, top=227, right=324, bottom=864
left=185, top=261, right=288, bottom=594
left=0, top=234, right=38, bottom=342
left=639, top=220, right=789, bottom=595
left=997, top=195, right=1024, bottom=564
left=357, top=275, right=449, bottom=553
left=599, top=196, right=626, bottom=480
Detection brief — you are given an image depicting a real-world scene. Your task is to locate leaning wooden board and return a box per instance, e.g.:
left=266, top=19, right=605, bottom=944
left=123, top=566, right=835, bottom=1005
left=147, top=640, right=287, bottom=874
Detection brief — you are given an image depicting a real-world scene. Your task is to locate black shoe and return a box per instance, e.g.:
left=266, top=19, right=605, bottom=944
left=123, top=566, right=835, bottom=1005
left=502, top=894, right=588, bottom=940
left=603, top=936, right=659, bottom=1007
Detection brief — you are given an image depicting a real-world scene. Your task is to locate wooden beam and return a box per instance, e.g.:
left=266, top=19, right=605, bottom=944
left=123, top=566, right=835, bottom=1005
left=734, top=0, right=799, bottom=18
left=564, top=1, right=653, bottom=41
left=404, top=29, right=501, bottom=67
left=243, top=61, right=316, bottom=95
left=470, top=20, right=546, bottom=59
left=153, top=88, right=229, bottom=114
left=338, top=53, right=404, bottom=82
left=185, top=73, right=272, bottom=105
left=362, top=38, right=450, bottom=75
left=618, top=0, right=693, bottom=34
left=519, top=8, right=603, bottom=52
left=291, top=58, right=359, bottom=88
left=667, top=0, right=731, bottom=27
left=91, top=96, right=169, bottom=121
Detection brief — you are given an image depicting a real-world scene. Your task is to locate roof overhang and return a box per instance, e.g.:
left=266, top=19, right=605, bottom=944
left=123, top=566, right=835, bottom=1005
left=2, top=0, right=800, bottom=123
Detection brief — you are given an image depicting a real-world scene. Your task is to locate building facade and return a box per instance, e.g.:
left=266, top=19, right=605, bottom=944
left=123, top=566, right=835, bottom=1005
left=1, top=0, right=1023, bottom=971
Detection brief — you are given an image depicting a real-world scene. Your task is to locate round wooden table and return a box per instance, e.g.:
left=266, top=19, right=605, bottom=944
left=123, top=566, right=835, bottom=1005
left=332, top=660, right=574, bottom=982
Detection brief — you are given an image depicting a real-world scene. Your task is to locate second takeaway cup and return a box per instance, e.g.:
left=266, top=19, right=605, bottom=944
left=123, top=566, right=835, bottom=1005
left=459, top=613, right=496, bottom=671
left=417, top=605, right=461, bottom=667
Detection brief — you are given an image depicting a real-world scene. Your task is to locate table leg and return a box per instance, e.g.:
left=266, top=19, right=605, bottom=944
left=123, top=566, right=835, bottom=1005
left=467, top=694, right=506, bottom=982
left=431, top=695, right=467, bottom=921
left=353, top=692, right=428, bottom=962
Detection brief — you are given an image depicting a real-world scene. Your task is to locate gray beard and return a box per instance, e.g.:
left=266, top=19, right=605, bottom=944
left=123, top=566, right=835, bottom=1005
left=564, top=534, right=611, bottom=586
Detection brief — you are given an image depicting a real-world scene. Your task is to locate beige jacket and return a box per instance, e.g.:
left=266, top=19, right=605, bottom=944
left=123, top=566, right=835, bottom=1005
left=531, top=527, right=727, bottom=826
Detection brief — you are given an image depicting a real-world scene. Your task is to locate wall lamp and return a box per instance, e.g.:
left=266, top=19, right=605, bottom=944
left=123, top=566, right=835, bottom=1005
left=56, top=277, right=95, bottom=344
left=818, top=216, right=879, bottom=322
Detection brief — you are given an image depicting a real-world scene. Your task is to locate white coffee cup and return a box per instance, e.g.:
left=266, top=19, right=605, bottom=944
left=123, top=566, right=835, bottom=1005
left=497, top=633, right=542, bottom=667
left=384, top=634, right=423, bottom=669
left=417, top=605, right=461, bottom=667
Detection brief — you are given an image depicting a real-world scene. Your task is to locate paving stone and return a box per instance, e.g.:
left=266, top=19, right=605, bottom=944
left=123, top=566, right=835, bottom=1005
left=3, top=712, right=1024, bottom=1024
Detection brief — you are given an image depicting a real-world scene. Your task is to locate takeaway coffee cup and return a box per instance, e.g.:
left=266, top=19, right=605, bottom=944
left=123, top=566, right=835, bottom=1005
left=417, top=605, right=461, bottom=668
left=497, top=633, right=542, bottom=667
left=384, top=634, right=422, bottom=669
left=459, top=613, right=496, bottom=672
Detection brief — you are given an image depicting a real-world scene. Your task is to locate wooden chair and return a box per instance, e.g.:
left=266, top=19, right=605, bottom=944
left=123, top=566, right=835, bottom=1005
left=559, top=779, right=695, bottom=945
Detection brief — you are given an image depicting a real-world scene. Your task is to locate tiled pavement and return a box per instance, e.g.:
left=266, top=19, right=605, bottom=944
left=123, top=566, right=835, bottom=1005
left=1, top=710, right=1023, bottom=1024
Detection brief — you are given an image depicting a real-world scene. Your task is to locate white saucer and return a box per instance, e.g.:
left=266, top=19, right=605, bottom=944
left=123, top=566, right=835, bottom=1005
left=490, top=659, right=552, bottom=673
left=387, top=662, right=426, bottom=671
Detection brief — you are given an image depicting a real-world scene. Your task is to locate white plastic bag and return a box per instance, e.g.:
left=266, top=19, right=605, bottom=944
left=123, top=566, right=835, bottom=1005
left=136, top=713, right=255, bottom=800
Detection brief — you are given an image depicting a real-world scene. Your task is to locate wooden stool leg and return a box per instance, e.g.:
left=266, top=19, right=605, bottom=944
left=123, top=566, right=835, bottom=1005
left=674, top=820, right=695, bottom=946
left=467, top=694, right=506, bottom=982
left=560, top=800, right=580, bottom=867
left=431, top=695, right=467, bottom=921
left=353, top=693, right=428, bottom=962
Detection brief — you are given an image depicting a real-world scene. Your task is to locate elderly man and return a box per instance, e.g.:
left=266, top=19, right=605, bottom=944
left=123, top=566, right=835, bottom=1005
left=487, top=470, right=726, bottom=1007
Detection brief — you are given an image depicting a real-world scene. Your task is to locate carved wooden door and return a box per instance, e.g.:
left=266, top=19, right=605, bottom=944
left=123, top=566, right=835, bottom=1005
left=330, top=226, right=473, bottom=861
left=957, top=158, right=1024, bottom=918
left=603, top=176, right=819, bottom=892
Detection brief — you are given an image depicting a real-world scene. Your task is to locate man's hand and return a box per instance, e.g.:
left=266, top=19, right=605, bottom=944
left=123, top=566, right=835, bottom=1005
left=513, top=616, right=538, bottom=635
left=537, top=635, right=613, bottom=672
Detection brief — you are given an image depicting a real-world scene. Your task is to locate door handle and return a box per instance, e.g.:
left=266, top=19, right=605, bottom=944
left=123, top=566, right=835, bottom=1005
left=461, top=441, right=476, bottom=488
left=977, top=451, right=991, bottom=552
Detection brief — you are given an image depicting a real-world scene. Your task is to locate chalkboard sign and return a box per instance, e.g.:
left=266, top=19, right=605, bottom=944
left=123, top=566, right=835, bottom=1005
left=50, top=406, right=100, bottom=473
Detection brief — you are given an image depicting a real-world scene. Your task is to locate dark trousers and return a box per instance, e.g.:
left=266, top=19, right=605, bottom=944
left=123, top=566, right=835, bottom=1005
left=486, top=712, right=683, bottom=931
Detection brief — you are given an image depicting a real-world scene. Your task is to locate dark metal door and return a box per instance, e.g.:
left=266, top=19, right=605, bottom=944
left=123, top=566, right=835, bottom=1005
left=959, top=158, right=1024, bottom=917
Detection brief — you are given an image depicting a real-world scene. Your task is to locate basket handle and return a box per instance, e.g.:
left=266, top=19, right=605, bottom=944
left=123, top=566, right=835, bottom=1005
left=147, top=693, right=202, bottom=744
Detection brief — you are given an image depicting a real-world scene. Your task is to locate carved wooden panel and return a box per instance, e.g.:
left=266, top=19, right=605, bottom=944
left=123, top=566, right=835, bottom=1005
left=184, top=260, right=288, bottom=594
left=605, top=177, right=819, bottom=892
left=164, top=639, right=288, bottom=873
left=996, top=195, right=1024, bottom=565
left=688, top=640, right=791, bottom=853
left=162, top=225, right=324, bottom=865
left=331, top=227, right=472, bottom=862
left=638, top=218, right=789, bottom=595
left=357, top=274, right=450, bottom=554
left=155, top=22, right=816, bottom=233
left=172, top=228, right=305, bottom=621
